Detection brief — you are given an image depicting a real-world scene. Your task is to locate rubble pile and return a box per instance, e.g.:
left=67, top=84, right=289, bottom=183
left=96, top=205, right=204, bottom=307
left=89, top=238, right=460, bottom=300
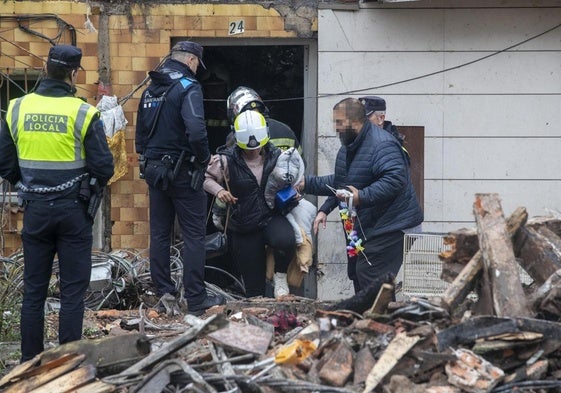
left=3, top=193, right=561, bottom=392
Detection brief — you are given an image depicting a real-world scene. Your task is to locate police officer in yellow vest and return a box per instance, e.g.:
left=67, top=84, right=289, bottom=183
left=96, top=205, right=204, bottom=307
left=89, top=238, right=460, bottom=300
left=0, top=45, right=114, bottom=362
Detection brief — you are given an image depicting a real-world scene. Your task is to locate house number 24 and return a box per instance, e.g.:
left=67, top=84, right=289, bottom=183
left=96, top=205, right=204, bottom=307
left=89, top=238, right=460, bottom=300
left=229, top=20, right=244, bottom=35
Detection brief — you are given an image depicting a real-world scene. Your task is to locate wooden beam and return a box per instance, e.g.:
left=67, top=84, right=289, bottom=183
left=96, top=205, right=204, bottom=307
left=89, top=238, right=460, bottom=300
left=440, top=206, right=527, bottom=311
left=513, top=226, right=561, bottom=285
left=473, top=194, right=531, bottom=317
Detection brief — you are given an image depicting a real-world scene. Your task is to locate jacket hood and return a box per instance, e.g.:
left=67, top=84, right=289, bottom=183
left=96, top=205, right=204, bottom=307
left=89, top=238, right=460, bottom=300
left=147, top=58, right=194, bottom=95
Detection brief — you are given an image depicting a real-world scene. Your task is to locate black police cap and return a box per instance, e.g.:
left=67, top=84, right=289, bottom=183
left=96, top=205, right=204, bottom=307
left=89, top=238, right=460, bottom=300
left=359, top=96, right=386, bottom=116
left=47, top=45, right=82, bottom=69
left=171, top=41, right=206, bottom=69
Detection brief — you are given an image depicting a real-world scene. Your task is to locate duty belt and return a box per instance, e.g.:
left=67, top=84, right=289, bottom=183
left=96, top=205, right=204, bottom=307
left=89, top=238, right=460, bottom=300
left=16, top=173, right=88, bottom=194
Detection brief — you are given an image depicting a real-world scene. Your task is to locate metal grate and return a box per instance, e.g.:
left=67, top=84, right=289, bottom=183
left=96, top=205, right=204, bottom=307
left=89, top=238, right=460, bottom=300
left=401, top=233, right=450, bottom=298
left=400, top=232, right=534, bottom=299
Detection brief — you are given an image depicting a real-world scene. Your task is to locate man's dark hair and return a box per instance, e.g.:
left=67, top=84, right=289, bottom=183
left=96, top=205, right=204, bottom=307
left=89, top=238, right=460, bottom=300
left=46, top=63, right=75, bottom=81
left=333, top=98, right=366, bottom=123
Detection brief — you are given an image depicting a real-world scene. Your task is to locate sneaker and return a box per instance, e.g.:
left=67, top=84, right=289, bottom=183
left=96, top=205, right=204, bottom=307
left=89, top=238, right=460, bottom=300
left=187, top=293, right=226, bottom=316
left=273, top=272, right=289, bottom=298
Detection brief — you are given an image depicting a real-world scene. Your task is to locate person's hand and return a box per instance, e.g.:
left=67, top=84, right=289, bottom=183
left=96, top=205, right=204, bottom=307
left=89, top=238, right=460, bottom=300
left=346, top=185, right=360, bottom=207
left=313, top=211, right=328, bottom=235
left=217, top=189, right=238, bottom=204
left=295, top=178, right=305, bottom=193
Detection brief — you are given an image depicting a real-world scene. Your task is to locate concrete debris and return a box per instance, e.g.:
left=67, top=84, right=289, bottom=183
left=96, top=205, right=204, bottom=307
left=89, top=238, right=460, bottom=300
left=4, top=194, right=561, bottom=391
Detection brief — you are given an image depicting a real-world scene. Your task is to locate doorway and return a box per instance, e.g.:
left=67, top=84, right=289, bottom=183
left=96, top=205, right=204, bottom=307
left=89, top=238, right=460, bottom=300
left=188, top=39, right=318, bottom=298
left=198, top=44, right=306, bottom=153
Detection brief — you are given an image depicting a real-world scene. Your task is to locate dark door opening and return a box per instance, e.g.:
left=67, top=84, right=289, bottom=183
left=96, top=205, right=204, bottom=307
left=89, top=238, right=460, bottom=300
left=198, top=45, right=305, bottom=154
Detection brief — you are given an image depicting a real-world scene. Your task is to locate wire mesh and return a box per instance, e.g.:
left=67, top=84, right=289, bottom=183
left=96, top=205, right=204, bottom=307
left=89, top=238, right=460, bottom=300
left=401, top=232, right=534, bottom=299
left=401, top=233, right=450, bottom=298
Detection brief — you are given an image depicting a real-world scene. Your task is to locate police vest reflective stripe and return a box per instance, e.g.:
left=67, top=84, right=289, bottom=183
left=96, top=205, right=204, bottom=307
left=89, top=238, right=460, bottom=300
left=7, top=94, right=98, bottom=171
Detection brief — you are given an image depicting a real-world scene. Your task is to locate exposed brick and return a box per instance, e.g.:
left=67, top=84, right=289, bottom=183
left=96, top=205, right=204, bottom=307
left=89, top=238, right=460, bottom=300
left=112, top=194, right=134, bottom=208
left=29, top=42, right=51, bottom=58
left=82, top=43, right=99, bottom=57
left=120, top=207, right=148, bottom=222
left=1, top=37, right=18, bottom=53
left=173, top=16, right=203, bottom=30
left=112, top=221, right=134, bottom=236
left=111, top=180, right=136, bottom=195
left=133, top=221, right=150, bottom=235
left=63, top=14, right=90, bottom=28
left=234, top=16, right=257, bottom=31
left=117, top=42, right=146, bottom=58
left=77, top=30, right=99, bottom=44
left=257, top=16, right=285, bottom=31
left=146, top=43, right=171, bottom=57
left=186, top=29, right=217, bottom=38
left=111, top=236, right=122, bottom=249
left=5, top=1, right=308, bottom=251
left=134, top=193, right=149, bottom=209
left=81, top=56, right=99, bottom=71
left=202, top=16, right=231, bottom=31
left=120, top=235, right=149, bottom=249
left=146, top=15, right=174, bottom=30
left=108, top=14, right=128, bottom=28
left=111, top=57, right=133, bottom=72
left=111, top=207, right=121, bottom=222
left=109, top=29, right=133, bottom=43
left=116, top=70, right=146, bottom=85
left=70, top=2, right=88, bottom=13
left=85, top=71, right=99, bottom=85
left=273, top=30, right=299, bottom=38
left=132, top=29, right=161, bottom=44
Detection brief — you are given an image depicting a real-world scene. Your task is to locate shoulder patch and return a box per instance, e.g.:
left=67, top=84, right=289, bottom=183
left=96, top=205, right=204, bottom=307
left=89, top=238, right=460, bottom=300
left=180, top=77, right=194, bottom=89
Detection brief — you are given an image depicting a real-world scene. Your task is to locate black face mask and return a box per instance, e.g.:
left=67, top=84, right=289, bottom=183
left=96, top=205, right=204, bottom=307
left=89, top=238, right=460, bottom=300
left=338, top=127, right=357, bottom=146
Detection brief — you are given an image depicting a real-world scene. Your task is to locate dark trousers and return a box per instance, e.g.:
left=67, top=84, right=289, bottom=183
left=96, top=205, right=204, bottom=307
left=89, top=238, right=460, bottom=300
left=149, top=169, right=207, bottom=305
left=20, top=198, right=92, bottom=362
left=354, top=231, right=404, bottom=292
left=230, top=215, right=296, bottom=297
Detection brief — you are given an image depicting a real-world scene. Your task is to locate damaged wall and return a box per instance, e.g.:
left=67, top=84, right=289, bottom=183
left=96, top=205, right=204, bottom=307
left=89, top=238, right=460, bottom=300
left=0, top=0, right=317, bottom=255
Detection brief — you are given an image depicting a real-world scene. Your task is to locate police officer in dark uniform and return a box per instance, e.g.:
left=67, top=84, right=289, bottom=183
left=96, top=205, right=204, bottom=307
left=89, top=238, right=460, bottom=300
left=0, top=44, right=114, bottom=362
left=136, top=41, right=224, bottom=316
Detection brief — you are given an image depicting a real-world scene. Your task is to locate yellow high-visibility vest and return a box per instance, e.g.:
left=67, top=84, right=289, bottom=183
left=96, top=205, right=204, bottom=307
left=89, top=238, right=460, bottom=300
left=6, top=94, right=98, bottom=171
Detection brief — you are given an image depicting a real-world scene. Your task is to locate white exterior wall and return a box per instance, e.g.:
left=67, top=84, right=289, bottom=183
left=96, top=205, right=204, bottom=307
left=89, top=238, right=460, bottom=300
left=316, top=0, right=561, bottom=300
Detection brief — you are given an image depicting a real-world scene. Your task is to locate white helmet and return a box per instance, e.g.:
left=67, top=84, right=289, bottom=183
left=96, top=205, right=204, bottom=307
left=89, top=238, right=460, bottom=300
left=233, top=110, right=269, bottom=150
left=227, top=86, right=267, bottom=124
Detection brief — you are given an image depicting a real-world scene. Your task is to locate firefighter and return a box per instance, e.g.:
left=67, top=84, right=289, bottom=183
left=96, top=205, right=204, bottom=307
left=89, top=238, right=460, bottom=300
left=211, top=86, right=304, bottom=239
left=226, top=86, right=302, bottom=153
left=0, top=44, right=114, bottom=362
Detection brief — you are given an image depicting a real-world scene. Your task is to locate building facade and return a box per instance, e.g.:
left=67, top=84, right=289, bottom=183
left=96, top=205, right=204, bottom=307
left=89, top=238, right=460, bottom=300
left=1, top=0, right=559, bottom=300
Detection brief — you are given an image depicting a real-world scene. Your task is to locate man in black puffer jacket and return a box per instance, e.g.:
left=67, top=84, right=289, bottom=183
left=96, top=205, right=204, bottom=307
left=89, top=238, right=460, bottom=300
left=303, top=98, right=423, bottom=293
